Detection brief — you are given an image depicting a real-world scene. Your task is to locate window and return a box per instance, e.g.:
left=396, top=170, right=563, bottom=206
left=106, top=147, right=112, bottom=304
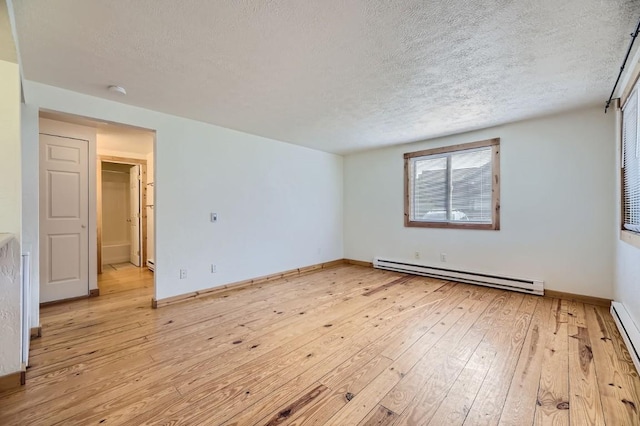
left=404, top=138, right=500, bottom=230
left=622, top=88, right=640, bottom=234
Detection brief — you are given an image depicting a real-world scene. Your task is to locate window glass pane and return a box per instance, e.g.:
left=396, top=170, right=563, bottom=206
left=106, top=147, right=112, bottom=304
left=412, top=156, right=447, bottom=221
left=451, top=148, right=492, bottom=223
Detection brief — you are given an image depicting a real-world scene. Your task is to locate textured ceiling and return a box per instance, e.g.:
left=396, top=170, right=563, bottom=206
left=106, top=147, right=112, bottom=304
left=11, top=0, right=639, bottom=154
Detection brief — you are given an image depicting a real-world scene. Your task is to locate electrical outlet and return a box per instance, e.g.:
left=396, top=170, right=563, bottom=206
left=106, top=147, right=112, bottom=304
left=180, top=269, right=187, bottom=279
left=440, top=253, right=447, bottom=262
left=211, top=264, right=217, bottom=273
left=414, top=251, right=420, bottom=260
left=210, top=212, right=218, bottom=223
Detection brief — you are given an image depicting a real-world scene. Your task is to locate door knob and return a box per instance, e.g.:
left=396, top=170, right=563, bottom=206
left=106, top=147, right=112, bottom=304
left=81, top=225, right=87, bottom=228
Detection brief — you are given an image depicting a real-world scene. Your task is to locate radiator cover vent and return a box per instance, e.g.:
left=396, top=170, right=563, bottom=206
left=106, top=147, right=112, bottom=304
left=373, top=257, right=544, bottom=295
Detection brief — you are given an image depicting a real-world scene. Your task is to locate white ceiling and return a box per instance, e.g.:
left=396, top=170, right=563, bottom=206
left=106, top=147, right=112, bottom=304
left=11, top=1, right=639, bottom=154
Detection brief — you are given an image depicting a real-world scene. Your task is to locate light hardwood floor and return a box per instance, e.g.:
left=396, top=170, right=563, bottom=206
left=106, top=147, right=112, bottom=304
left=1, top=265, right=639, bottom=425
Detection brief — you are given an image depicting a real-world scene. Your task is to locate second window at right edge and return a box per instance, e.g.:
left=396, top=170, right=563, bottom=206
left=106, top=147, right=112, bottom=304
left=404, top=138, right=500, bottom=230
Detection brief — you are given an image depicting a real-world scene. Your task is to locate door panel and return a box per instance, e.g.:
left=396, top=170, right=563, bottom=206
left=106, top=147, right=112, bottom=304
left=40, top=134, right=89, bottom=303
left=48, top=144, right=80, bottom=163
left=48, top=171, right=80, bottom=218
left=49, top=234, right=81, bottom=282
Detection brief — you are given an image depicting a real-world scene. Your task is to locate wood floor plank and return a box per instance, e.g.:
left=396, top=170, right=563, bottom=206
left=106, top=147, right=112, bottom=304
left=424, top=292, right=517, bottom=425
left=534, top=298, right=570, bottom=425
left=50, top=382, right=181, bottom=426
left=396, top=291, right=526, bottom=425
left=323, top=285, right=491, bottom=425
left=427, top=343, right=497, bottom=425
left=172, top=277, right=435, bottom=396
left=121, top=277, right=435, bottom=425
left=275, top=387, right=351, bottom=426
left=379, top=286, right=491, bottom=360
left=1, top=266, right=638, bottom=426
left=15, top=275, right=423, bottom=425
left=28, top=268, right=391, bottom=383
left=268, top=355, right=395, bottom=426
left=380, top=288, right=495, bottom=414
left=357, top=404, right=398, bottom=425
left=265, top=286, right=461, bottom=426
left=598, top=306, right=640, bottom=392
left=568, top=319, right=605, bottom=424
left=584, top=304, right=640, bottom=425
left=498, top=297, right=553, bottom=425
left=295, top=355, right=394, bottom=423
left=1, top=270, right=400, bottom=420
left=259, top=383, right=330, bottom=426
left=461, top=294, right=533, bottom=425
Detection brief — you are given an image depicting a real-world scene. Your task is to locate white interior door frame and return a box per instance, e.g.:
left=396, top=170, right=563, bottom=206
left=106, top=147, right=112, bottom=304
left=129, top=164, right=142, bottom=266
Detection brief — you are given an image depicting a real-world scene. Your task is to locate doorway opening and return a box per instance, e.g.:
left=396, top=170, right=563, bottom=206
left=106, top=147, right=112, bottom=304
left=98, top=160, right=145, bottom=272
left=95, top=126, right=155, bottom=297
left=37, top=110, right=156, bottom=306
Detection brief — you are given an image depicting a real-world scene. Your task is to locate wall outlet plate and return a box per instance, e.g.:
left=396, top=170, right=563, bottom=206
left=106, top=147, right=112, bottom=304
left=180, top=269, right=187, bottom=279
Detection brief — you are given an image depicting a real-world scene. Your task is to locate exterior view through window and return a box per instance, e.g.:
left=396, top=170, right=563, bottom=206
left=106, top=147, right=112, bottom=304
left=404, top=138, right=500, bottom=230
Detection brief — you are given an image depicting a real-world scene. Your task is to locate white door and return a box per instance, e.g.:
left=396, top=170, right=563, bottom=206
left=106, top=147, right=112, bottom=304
left=129, top=165, right=141, bottom=266
left=39, top=134, right=89, bottom=303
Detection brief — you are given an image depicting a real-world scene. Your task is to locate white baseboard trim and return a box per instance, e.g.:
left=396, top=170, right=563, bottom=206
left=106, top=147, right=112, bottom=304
left=611, top=302, right=640, bottom=374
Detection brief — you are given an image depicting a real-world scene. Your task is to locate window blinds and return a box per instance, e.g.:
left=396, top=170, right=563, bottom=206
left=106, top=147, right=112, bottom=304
left=623, top=89, right=640, bottom=233
left=410, top=147, right=493, bottom=223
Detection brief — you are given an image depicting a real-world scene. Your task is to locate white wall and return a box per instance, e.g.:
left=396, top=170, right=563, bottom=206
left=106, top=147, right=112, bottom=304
left=344, top=106, right=616, bottom=299
left=23, top=81, right=343, bottom=301
left=97, top=129, right=153, bottom=159
left=0, top=59, right=21, bottom=377
left=0, top=60, right=21, bottom=237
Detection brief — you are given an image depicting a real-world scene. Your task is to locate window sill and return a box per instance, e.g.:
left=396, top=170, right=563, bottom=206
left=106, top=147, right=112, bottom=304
left=405, top=219, right=499, bottom=230
left=620, top=230, right=640, bottom=250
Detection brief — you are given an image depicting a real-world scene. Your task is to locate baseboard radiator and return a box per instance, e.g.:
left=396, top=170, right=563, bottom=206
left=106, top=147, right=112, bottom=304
left=610, top=302, right=640, bottom=374
left=373, top=257, right=544, bottom=296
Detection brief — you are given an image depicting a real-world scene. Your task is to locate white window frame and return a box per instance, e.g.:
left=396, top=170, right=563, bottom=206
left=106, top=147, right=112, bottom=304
left=621, top=83, right=640, bottom=248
